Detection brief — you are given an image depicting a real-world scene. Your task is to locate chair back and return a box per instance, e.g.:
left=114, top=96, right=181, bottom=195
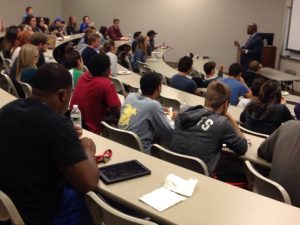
left=137, top=61, right=152, bottom=75
left=85, top=192, right=157, bottom=225
left=101, top=121, right=144, bottom=152
left=18, top=81, right=32, bottom=98
left=239, top=125, right=269, bottom=138
left=0, top=70, right=19, bottom=98
left=151, top=144, right=209, bottom=176
left=159, top=96, right=181, bottom=111
left=0, top=191, right=25, bottom=225
left=0, top=52, right=11, bottom=75
left=244, top=160, right=291, bottom=204
left=111, top=77, right=126, bottom=96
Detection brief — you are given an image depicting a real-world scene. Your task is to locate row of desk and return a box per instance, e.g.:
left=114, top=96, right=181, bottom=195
left=1, top=34, right=300, bottom=223
left=0, top=87, right=300, bottom=225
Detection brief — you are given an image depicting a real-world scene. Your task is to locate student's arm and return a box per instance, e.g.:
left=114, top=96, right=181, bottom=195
left=194, top=88, right=203, bottom=96
left=105, top=80, right=122, bottom=119
left=222, top=116, right=248, bottom=155
left=239, top=77, right=252, bottom=98
left=51, top=119, right=99, bottom=193
left=281, top=105, right=294, bottom=122
left=61, top=137, right=99, bottom=193
left=258, top=127, right=281, bottom=162
left=152, top=104, right=173, bottom=141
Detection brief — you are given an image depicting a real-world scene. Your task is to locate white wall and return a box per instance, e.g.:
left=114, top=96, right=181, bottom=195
left=62, top=0, right=286, bottom=69
left=0, top=0, right=62, bottom=26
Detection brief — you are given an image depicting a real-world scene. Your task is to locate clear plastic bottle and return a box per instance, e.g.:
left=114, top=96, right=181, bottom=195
left=70, top=105, right=82, bottom=127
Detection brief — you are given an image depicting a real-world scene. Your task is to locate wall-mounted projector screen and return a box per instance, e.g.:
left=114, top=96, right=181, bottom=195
left=287, top=0, right=300, bottom=52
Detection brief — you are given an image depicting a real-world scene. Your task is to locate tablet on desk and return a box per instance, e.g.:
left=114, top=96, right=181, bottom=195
left=99, top=160, right=151, bottom=184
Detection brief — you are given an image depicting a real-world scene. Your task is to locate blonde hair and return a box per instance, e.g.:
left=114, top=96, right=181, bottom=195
left=16, top=44, right=38, bottom=81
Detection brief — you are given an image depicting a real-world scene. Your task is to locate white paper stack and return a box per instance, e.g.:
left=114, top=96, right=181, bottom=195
left=139, top=174, right=198, bottom=212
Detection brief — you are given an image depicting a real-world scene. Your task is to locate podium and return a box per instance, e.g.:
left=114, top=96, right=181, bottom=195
left=261, top=46, right=277, bottom=68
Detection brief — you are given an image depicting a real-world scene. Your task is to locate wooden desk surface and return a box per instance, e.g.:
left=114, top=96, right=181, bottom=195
left=0, top=88, right=17, bottom=107
left=258, top=67, right=300, bottom=82
left=82, top=129, right=300, bottom=225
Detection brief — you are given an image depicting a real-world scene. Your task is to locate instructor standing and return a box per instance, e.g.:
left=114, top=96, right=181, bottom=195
left=234, top=23, right=263, bottom=73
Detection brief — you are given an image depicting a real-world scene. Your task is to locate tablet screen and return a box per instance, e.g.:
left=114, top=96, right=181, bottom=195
left=99, top=160, right=151, bottom=184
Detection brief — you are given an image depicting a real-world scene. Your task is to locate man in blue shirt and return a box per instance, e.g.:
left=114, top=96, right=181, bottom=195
left=171, top=56, right=202, bottom=95
left=220, top=63, right=252, bottom=105
left=81, top=33, right=100, bottom=65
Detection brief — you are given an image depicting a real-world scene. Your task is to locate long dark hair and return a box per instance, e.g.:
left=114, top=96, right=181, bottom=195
left=99, top=26, right=108, bottom=40
left=246, top=80, right=282, bottom=119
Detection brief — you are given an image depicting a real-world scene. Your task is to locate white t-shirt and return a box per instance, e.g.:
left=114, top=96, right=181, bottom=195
left=10, top=47, right=21, bottom=65
left=106, top=51, right=118, bottom=77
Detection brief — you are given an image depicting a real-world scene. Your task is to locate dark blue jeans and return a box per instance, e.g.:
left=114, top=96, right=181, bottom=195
left=51, top=187, right=93, bottom=225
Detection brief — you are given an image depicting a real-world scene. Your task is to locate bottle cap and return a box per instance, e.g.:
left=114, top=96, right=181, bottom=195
left=73, top=105, right=78, bottom=109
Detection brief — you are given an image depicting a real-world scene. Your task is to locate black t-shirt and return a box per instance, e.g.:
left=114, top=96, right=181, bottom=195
left=0, top=98, right=87, bottom=225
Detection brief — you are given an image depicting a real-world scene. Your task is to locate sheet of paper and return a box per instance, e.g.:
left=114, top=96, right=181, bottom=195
left=139, top=187, right=186, bottom=212
left=163, top=174, right=198, bottom=197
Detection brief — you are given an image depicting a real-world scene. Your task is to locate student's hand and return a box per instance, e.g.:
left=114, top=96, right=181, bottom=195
left=240, top=49, right=247, bottom=54
left=80, top=137, right=96, bottom=155
left=281, top=96, right=286, bottom=105
left=219, top=64, right=225, bottom=72
left=234, top=40, right=240, bottom=48
left=163, top=107, right=170, bottom=113
left=74, top=125, right=83, bottom=138
left=171, top=111, right=178, bottom=121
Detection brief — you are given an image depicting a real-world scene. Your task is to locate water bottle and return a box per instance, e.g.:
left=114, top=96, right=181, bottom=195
left=70, top=105, right=82, bottom=127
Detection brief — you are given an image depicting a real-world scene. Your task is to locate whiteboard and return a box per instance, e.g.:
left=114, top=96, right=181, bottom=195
left=287, top=0, right=300, bottom=52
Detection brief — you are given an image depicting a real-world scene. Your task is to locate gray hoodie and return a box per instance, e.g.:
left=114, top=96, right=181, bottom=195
left=171, top=106, right=247, bottom=175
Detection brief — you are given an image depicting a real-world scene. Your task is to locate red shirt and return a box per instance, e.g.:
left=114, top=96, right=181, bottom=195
left=70, top=72, right=121, bottom=134
left=107, top=25, right=123, bottom=40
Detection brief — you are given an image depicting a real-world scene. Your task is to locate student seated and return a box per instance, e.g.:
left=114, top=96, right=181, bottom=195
left=16, top=44, right=39, bottom=85
left=194, top=61, right=224, bottom=88
left=240, top=80, right=293, bottom=135
left=107, top=18, right=127, bottom=41
left=258, top=120, right=300, bottom=207
left=66, top=16, right=78, bottom=35
left=79, top=16, right=93, bottom=33
left=49, top=17, right=64, bottom=37
left=23, top=15, right=37, bottom=32
left=77, top=26, right=96, bottom=53
left=99, top=26, right=109, bottom=45
left=118, top=72, right=174, bottom=154
left=170, top=81, right=248, bottom=175
left=237, top=78, right=265, bottom=108
left=81, top=33, right=100, bottom=66
left=36, top=17, right=49, bottom=34
left=101, top=40, right=117, bottom=77
left=242, top=60, right=262, bottom=87
left=146, top=30, right=160, bottom=56
left=62, top=45, right=84, bottom=88
left=0, top=63, right=99, bottom=225
left=70, top=54, right=121, bottom=134
left=132, top=31, right=142, bottom=53
left=170, top=56, right=202, bottom=95
left=220, top=63, right=252, bottom=105
left=117, top=44, right=132, bottom=69
left=131, top=36, right=147, bottom=73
